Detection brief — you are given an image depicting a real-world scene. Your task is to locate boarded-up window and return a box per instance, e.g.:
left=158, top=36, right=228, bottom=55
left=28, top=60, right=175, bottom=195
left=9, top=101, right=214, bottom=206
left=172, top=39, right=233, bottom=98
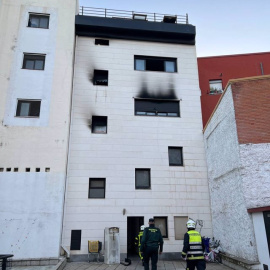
left=70, top=230, right=81, bottom=250
left=135, top=169, right=150, bottom=189
left=174, top=216, right=188, bottom=240
left=154, top=217, right=168, bottom=238
left=89, top=178, right=106, bottom=198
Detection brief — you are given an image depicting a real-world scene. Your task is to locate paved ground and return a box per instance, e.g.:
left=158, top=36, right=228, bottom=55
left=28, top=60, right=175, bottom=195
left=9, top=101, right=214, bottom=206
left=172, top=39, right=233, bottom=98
left=63, top=260, right=234, bottom=270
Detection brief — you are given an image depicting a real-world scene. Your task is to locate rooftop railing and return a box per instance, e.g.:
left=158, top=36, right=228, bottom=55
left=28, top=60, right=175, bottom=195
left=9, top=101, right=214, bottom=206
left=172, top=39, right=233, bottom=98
left=79, top=7, right=189, bottom=24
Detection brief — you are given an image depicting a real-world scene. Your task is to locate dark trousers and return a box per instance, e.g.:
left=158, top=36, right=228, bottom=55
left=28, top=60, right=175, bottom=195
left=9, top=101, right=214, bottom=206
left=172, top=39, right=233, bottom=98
left=143, top=246, right=159, bottom=270
left=186, top=259, right=206, bottom=270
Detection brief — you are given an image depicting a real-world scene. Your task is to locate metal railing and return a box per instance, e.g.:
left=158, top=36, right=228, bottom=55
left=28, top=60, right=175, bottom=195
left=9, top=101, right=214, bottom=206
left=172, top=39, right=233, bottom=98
left=79, top=7, right=189, bottom=24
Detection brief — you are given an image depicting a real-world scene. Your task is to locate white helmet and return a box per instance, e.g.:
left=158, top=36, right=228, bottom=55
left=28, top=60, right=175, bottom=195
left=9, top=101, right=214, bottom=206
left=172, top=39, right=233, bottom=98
left=140, top=225, right=146, bottom=231
left=186, top=219, right=196, bottom=229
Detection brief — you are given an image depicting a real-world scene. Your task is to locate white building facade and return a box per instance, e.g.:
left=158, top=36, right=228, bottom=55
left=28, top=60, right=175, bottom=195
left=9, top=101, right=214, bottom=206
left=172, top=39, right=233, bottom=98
left=0, top=0, right=77, bottom=259
left=62, top=11, right=212, bottom=259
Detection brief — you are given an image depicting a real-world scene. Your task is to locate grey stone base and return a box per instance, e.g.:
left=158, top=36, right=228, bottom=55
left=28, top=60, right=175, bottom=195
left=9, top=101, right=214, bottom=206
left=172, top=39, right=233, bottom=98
left=10, top=258, right=59, bottom=267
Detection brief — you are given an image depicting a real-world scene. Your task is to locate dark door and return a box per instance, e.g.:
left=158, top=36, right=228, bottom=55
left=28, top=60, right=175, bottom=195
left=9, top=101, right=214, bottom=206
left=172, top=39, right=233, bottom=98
left=127, top=216, right=144, bottom=256
left=263, top=211, right=270, bottom=256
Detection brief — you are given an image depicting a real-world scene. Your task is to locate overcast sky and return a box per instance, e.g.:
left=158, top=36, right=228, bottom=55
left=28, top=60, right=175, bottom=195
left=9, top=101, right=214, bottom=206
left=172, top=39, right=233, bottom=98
left=79, top=0, right=270, bottom=57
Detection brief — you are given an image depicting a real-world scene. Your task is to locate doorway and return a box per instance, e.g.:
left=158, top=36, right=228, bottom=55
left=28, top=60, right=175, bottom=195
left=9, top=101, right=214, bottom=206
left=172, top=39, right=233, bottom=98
left=263, top=211, right=270, bottom=256
left=127, top=216, right=144, bottom=256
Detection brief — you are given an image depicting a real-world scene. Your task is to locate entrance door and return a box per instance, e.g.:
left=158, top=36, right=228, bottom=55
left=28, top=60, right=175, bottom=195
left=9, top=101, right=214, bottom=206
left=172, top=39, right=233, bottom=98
left=263, top=211, right=270, bottom=256
left=127, top=216, right=144, bottom=256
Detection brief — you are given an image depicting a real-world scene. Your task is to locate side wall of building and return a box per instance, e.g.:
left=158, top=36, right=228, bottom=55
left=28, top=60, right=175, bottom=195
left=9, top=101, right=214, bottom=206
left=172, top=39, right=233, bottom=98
left=0, top=0, right=76, bottom=259
left=204, top=86, right=258, bottom=261
left=62, top=36, right=212, bottom=256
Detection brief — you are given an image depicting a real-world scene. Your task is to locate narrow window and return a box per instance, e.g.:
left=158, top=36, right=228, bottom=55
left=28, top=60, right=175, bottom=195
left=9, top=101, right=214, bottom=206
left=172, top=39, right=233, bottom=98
left=0, top=168, right=4, bottom=172
left=23, top=54, right=45, bottom=70
left=89, top=178, right=106, bottom=198
left=14, top=168, right=19, bottom=172
left=70, top=230, right=81, bottom=250
left=174, top=216, right=188, bottom=240
left=135, top=169, right=151, bottom=189
left=36, top=168, right=40, bottom=172
left=16, top=100, right=41, bottom=117
left=93, top=70, right=108, bottom=85
left=95, top=39, right=109, bottom=46
left=92, top=116, right=107, bottom=134
left=45, top=168, right=50, bottom=172
left=154, top=217, right=168, bottom=238
left=209, top=80, right=223, bottom=95
left=168, top=147, right=183, bottom=166
left=26, top=168, right=30, bottom=172
left=6, top=168, right=11, bottom=172
left=135, top=99, right=180, bottom=117
left=134, top=56, right=177, bottom=73
left=28, top=14, right=49, bottom=29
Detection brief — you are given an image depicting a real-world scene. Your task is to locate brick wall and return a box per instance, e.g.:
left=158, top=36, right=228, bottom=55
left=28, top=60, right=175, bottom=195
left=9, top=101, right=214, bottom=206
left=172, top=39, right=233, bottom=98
left=231, top=76, right=270, bottom=144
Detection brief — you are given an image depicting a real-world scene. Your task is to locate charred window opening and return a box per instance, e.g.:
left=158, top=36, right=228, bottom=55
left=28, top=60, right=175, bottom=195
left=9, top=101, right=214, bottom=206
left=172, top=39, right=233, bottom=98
left=89, top=178, right=106, bottom=198
left=135, top=99, right=180, bottom=117
left=23, top=54, right=46, bottom=70
left=134, top=56, right=177, bottom=72
left=16, top=100, right=41, bottom=117
left=93, top=70, right=108, bottom=85
left=168, top=147, right=183, bottom=166
left=95, top=39, right=109, bottom=46
left=92, top=116, right=107, bottom=134
left=28, top=13, right=49, bottom=29
left=70, top=230, right=81, bottom=250
left=135, top=169, right=151, bottom=189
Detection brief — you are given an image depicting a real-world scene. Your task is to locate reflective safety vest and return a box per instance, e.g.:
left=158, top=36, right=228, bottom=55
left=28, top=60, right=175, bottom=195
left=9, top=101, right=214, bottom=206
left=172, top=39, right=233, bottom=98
left=135, top=231, right=144, bottom=247
left=186, top=230, right=204, bottom=260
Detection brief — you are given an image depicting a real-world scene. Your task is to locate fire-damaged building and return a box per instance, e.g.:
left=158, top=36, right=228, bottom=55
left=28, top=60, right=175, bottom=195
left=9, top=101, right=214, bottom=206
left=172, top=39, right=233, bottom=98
left=61, top=7, right=212, bottom=260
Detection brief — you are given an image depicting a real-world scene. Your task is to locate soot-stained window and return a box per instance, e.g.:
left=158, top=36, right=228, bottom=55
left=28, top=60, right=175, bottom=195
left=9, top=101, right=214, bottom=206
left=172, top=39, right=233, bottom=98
left=28, top=13, right=49, bottom=29
left=89, top=178, right=106, bottom=198
left=16, top=100, right=41, bottom=117
left=135, top=169, right=151, bottom=189
left=92, top=116, right=107, bottom=134
left=23, top=54, right=45, bottom=70
left=70, top=230, right=81, bottom=250
left=93, top=70, right=108, bottom=85
left=95, top=39, right=109, bottom=46
left=135, top=99, right=180, bottom=117
left=134, top=56, right=177, bottom=72
left=168, top=147, right=183, bottom=166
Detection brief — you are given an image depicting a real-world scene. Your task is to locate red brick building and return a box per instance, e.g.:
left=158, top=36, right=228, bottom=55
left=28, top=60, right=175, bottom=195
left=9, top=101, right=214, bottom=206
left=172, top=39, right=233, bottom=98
left=198, top=52, right=270, bottom=127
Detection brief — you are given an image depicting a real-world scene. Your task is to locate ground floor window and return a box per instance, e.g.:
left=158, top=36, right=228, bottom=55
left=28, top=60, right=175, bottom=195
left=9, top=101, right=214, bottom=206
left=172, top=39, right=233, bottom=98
left=154, top=216, right=168, bottom=238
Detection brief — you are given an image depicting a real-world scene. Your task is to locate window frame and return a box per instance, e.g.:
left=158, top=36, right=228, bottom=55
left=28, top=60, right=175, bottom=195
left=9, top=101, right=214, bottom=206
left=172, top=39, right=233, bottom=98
left=88, top=178, right=106, bottom=199
left=209, top=79, right=223, bottom=95
left=70, top=230, right=81, bottom=250
left=134, top=98, right=180, bottom=117
left=91, top=116, right=108, bottom=134
left=22, top=53, right=46, bottom=70
left=168, top=147, right=184, bottom=166
left=174, top=216, right=188, bottom=240
left=154, top=216, right=168, bottom=238
left=135, top=168, right=151, bottom=190
left=28, top=13, right=50, bottom=29
left=93, top=70, right=109, bottom=86
left=134, top=55, right=177, bottom=73
left=15, top=99, right=41, bottom=118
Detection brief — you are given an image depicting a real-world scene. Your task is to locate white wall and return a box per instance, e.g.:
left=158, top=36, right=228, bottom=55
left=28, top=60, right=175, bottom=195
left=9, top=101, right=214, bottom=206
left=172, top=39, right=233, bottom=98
left=62, top=36, right=212, bottom=255
left=252, top=212, right=270, bottom=269
left=0, top=0, right=76, bottom=259
left=204, top=86, right=258, bottom=261
left=239, top=143, right=270, bottom=209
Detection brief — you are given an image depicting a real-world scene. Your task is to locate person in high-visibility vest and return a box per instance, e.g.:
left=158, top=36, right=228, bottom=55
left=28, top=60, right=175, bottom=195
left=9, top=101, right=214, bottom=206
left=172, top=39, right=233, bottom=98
left=135, top=225, right=146, bottom=264
left=181, top=219, right=206, bottom=270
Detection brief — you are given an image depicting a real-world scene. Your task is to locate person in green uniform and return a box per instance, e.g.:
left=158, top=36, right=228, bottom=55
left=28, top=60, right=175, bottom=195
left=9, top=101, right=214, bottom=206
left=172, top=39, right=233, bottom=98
left=140, top=218, right=164, bottom=270
left=135, top=225, right=146, bottom=264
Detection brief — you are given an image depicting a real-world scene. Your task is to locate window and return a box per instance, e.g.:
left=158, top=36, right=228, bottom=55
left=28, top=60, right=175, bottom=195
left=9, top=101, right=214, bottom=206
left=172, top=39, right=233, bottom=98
left=209, top=80, right=223, bottom=94
left=23, top=54, right=45, bottom=70
left=93, top=70, right=108, bottom=85
left=134, top=56, right=177, bottom=72
left=95, top=39, right=109, bottom=46
left=174, top=216, right=188, bottom=240
left=168, top=147, right=183, bottom=166
left=70, top=230, right=81, bottom=250
left=154, top=217, right=168, bottom=238
left=135, top=99, right=180, bottom=117
left=92, top=116, right=107, bottom=134
left=135, top=169, right=151, bottom=189
left=28, top=14, right=49, bottom=29
left=89, top=178, right=106, bottom=198
left=16, top=100, right=41, bottom=117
